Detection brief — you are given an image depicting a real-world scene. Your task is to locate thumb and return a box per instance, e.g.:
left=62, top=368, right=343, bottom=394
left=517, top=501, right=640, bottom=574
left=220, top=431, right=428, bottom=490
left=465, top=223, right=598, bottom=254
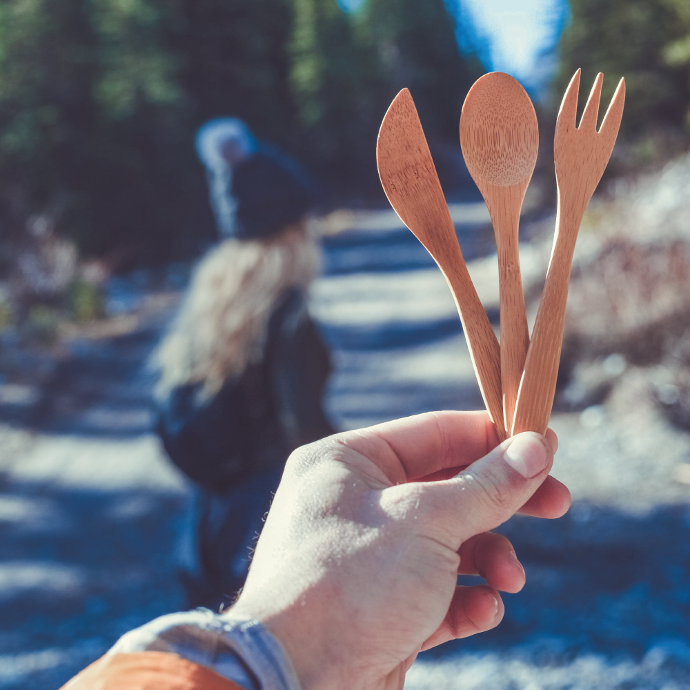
left=430, top=432, right=554, bottom=545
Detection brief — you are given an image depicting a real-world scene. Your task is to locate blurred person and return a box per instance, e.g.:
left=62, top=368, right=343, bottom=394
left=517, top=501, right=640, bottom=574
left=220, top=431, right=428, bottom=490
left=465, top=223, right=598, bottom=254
left=195, top=118, right=316, bottom=243
left=62, top=411, right=571, bottom=690
left=152, top=118, right=334, bottom=611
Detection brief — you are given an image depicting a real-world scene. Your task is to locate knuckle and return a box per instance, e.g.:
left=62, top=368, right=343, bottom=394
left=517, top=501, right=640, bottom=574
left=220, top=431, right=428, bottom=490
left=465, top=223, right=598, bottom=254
left=387, top=482, right=432, bottom=519
left=284, top=437, right=334, bottom=478
left=466, top=469, right=515, bottom=518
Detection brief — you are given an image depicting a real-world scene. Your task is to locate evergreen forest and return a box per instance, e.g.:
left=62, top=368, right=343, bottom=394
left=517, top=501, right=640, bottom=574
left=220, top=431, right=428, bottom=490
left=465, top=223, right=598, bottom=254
left=0, top=0, right=481, bottom=261
left=0, top=0, right=690, bottom=262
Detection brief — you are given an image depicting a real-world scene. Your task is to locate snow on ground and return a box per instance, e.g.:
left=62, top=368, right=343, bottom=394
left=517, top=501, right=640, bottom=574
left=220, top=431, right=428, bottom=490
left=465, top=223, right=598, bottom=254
left=1, top=205, right=690, bottom=689
left=406, top=640, right=690, bottom=690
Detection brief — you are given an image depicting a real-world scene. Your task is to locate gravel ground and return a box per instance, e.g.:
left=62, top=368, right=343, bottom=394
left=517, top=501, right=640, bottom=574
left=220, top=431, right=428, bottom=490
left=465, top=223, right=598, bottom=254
left=2, top=205, right=690, bottom=689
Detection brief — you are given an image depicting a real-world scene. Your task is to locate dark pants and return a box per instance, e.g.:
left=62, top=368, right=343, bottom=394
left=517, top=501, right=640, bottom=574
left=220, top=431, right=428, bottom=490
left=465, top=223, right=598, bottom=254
left=178, top=465, right=284, bottom=611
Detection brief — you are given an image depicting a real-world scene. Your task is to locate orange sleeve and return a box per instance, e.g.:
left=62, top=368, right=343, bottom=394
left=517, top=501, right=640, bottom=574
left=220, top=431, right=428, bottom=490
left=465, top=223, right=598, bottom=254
left=60, top=651, right=246, bottom=690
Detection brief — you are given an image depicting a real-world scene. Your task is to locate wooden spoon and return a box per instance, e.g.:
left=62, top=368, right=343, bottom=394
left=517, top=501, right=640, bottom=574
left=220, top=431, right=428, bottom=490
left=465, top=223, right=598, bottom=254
left=377, top=88, right=506, bottom=441
left=460, top=72, right=539, bottom=435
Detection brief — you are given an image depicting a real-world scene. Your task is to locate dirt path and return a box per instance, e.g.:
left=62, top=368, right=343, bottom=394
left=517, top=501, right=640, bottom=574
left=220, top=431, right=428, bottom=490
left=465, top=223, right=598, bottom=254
left=2, top=207, right=690, bottom=689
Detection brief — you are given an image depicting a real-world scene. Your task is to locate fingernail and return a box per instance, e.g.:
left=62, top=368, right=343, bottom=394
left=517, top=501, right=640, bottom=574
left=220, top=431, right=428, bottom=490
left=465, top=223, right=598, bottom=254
left=481, top=588, right=500, bottom=618
left=546, top=429, right=559, bottom=454
left=508, top=551, right=525, bottom=577
left=504, top=434, right=548, bottom=479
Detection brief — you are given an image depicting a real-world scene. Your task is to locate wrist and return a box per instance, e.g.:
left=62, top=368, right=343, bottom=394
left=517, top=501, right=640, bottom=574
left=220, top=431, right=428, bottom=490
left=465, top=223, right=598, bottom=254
left=208, top=609, right=305, bottom=690
left=229, top=599, right=345, bottom=690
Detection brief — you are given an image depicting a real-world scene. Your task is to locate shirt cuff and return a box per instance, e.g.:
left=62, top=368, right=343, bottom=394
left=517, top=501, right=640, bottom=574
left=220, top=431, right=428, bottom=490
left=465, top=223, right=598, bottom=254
left=108, top=608, right=302, bottom=690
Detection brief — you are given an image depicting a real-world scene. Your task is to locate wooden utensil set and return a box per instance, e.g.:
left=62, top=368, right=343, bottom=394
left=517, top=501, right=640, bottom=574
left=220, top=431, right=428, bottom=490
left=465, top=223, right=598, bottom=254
left=377, top=69, right=626, bottom=440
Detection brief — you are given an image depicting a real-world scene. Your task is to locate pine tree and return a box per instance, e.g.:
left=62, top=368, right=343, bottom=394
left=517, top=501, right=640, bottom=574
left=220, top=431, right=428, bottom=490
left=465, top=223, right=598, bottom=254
left=0, top=0, right=192, bottom=257
left=0, top=0, right=487, bottom=259
left=357, top=0, right=481, bottom=139
left=180, top=0, right=295, bottom=144
left=288, top=0, right=371, bottom=185
left=557, top=0, right=690, bottom=141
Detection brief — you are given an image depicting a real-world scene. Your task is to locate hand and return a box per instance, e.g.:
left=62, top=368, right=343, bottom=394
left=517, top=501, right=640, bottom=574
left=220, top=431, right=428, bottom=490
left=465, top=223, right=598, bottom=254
left=230, top=411, right=570, bottom=690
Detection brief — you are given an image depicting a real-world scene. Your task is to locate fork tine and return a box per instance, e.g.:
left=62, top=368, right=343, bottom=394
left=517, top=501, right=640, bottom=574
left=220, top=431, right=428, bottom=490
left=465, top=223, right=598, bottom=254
left=598, top=77, right=626, bottom=144
left=557, top=69, right=580, bottom=130
left=579, top=72, right=604, bottom=130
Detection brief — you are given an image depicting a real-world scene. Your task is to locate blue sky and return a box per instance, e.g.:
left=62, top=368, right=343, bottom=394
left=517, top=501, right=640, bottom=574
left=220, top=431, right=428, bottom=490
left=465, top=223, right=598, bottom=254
left=338, top=0, right=570, bottom=98
left=455, top=0, right=569, bottom=96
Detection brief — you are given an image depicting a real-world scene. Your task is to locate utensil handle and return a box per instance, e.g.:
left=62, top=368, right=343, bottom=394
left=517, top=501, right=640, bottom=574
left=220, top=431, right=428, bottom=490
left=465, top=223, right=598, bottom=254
left=442, top=256, right=506, bottom=442
left=498, top=248, right=529, bottom=436
left=484, top=183, right=530, bottom=436
left=512, top=204, right=583, bottom=435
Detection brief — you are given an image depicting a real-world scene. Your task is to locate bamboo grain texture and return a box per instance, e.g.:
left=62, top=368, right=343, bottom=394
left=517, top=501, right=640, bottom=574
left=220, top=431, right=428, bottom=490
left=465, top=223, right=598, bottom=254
left=377, top=88, right=506, bottom=441
left=512, top=70, right=626, bottom=435
left=460, top=72, right=538, bottom=434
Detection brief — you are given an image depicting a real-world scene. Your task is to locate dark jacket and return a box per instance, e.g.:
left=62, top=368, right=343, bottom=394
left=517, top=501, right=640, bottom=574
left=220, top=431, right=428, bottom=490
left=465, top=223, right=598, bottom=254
left=155, top=288, right=334, bottom=492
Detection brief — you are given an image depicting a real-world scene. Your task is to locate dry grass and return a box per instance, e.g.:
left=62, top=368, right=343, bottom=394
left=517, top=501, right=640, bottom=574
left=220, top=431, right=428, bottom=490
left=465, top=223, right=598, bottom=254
left=546, top=151, right=690, bottom=426
left=564, top=237, right=690, bottom=364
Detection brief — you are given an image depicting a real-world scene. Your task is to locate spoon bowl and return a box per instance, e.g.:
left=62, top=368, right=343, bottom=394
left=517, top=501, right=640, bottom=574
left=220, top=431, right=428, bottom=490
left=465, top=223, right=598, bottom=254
left=461, top=72, right=539, bottom=187
left=460, top=72, right=539, bottom=434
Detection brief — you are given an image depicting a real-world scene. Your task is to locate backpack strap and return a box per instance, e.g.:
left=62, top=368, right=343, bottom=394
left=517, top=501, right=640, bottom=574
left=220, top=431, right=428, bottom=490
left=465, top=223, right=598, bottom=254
left=61, top=651, right=244, bottom=690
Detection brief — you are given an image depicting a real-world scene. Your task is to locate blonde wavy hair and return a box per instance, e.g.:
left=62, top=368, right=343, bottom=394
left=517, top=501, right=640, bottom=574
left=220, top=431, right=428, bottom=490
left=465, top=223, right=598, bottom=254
left=152, top=222, right=320, bottom=400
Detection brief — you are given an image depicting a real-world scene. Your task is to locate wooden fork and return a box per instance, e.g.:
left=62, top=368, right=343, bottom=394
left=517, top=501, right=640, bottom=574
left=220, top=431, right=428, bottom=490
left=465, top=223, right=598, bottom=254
left=512, top=70, right=626, bottom=435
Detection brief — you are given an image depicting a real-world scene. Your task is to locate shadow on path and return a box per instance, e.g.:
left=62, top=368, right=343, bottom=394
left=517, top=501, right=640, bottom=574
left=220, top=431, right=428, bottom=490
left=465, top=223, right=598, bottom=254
left=0, top=480, right=188, bottom=689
